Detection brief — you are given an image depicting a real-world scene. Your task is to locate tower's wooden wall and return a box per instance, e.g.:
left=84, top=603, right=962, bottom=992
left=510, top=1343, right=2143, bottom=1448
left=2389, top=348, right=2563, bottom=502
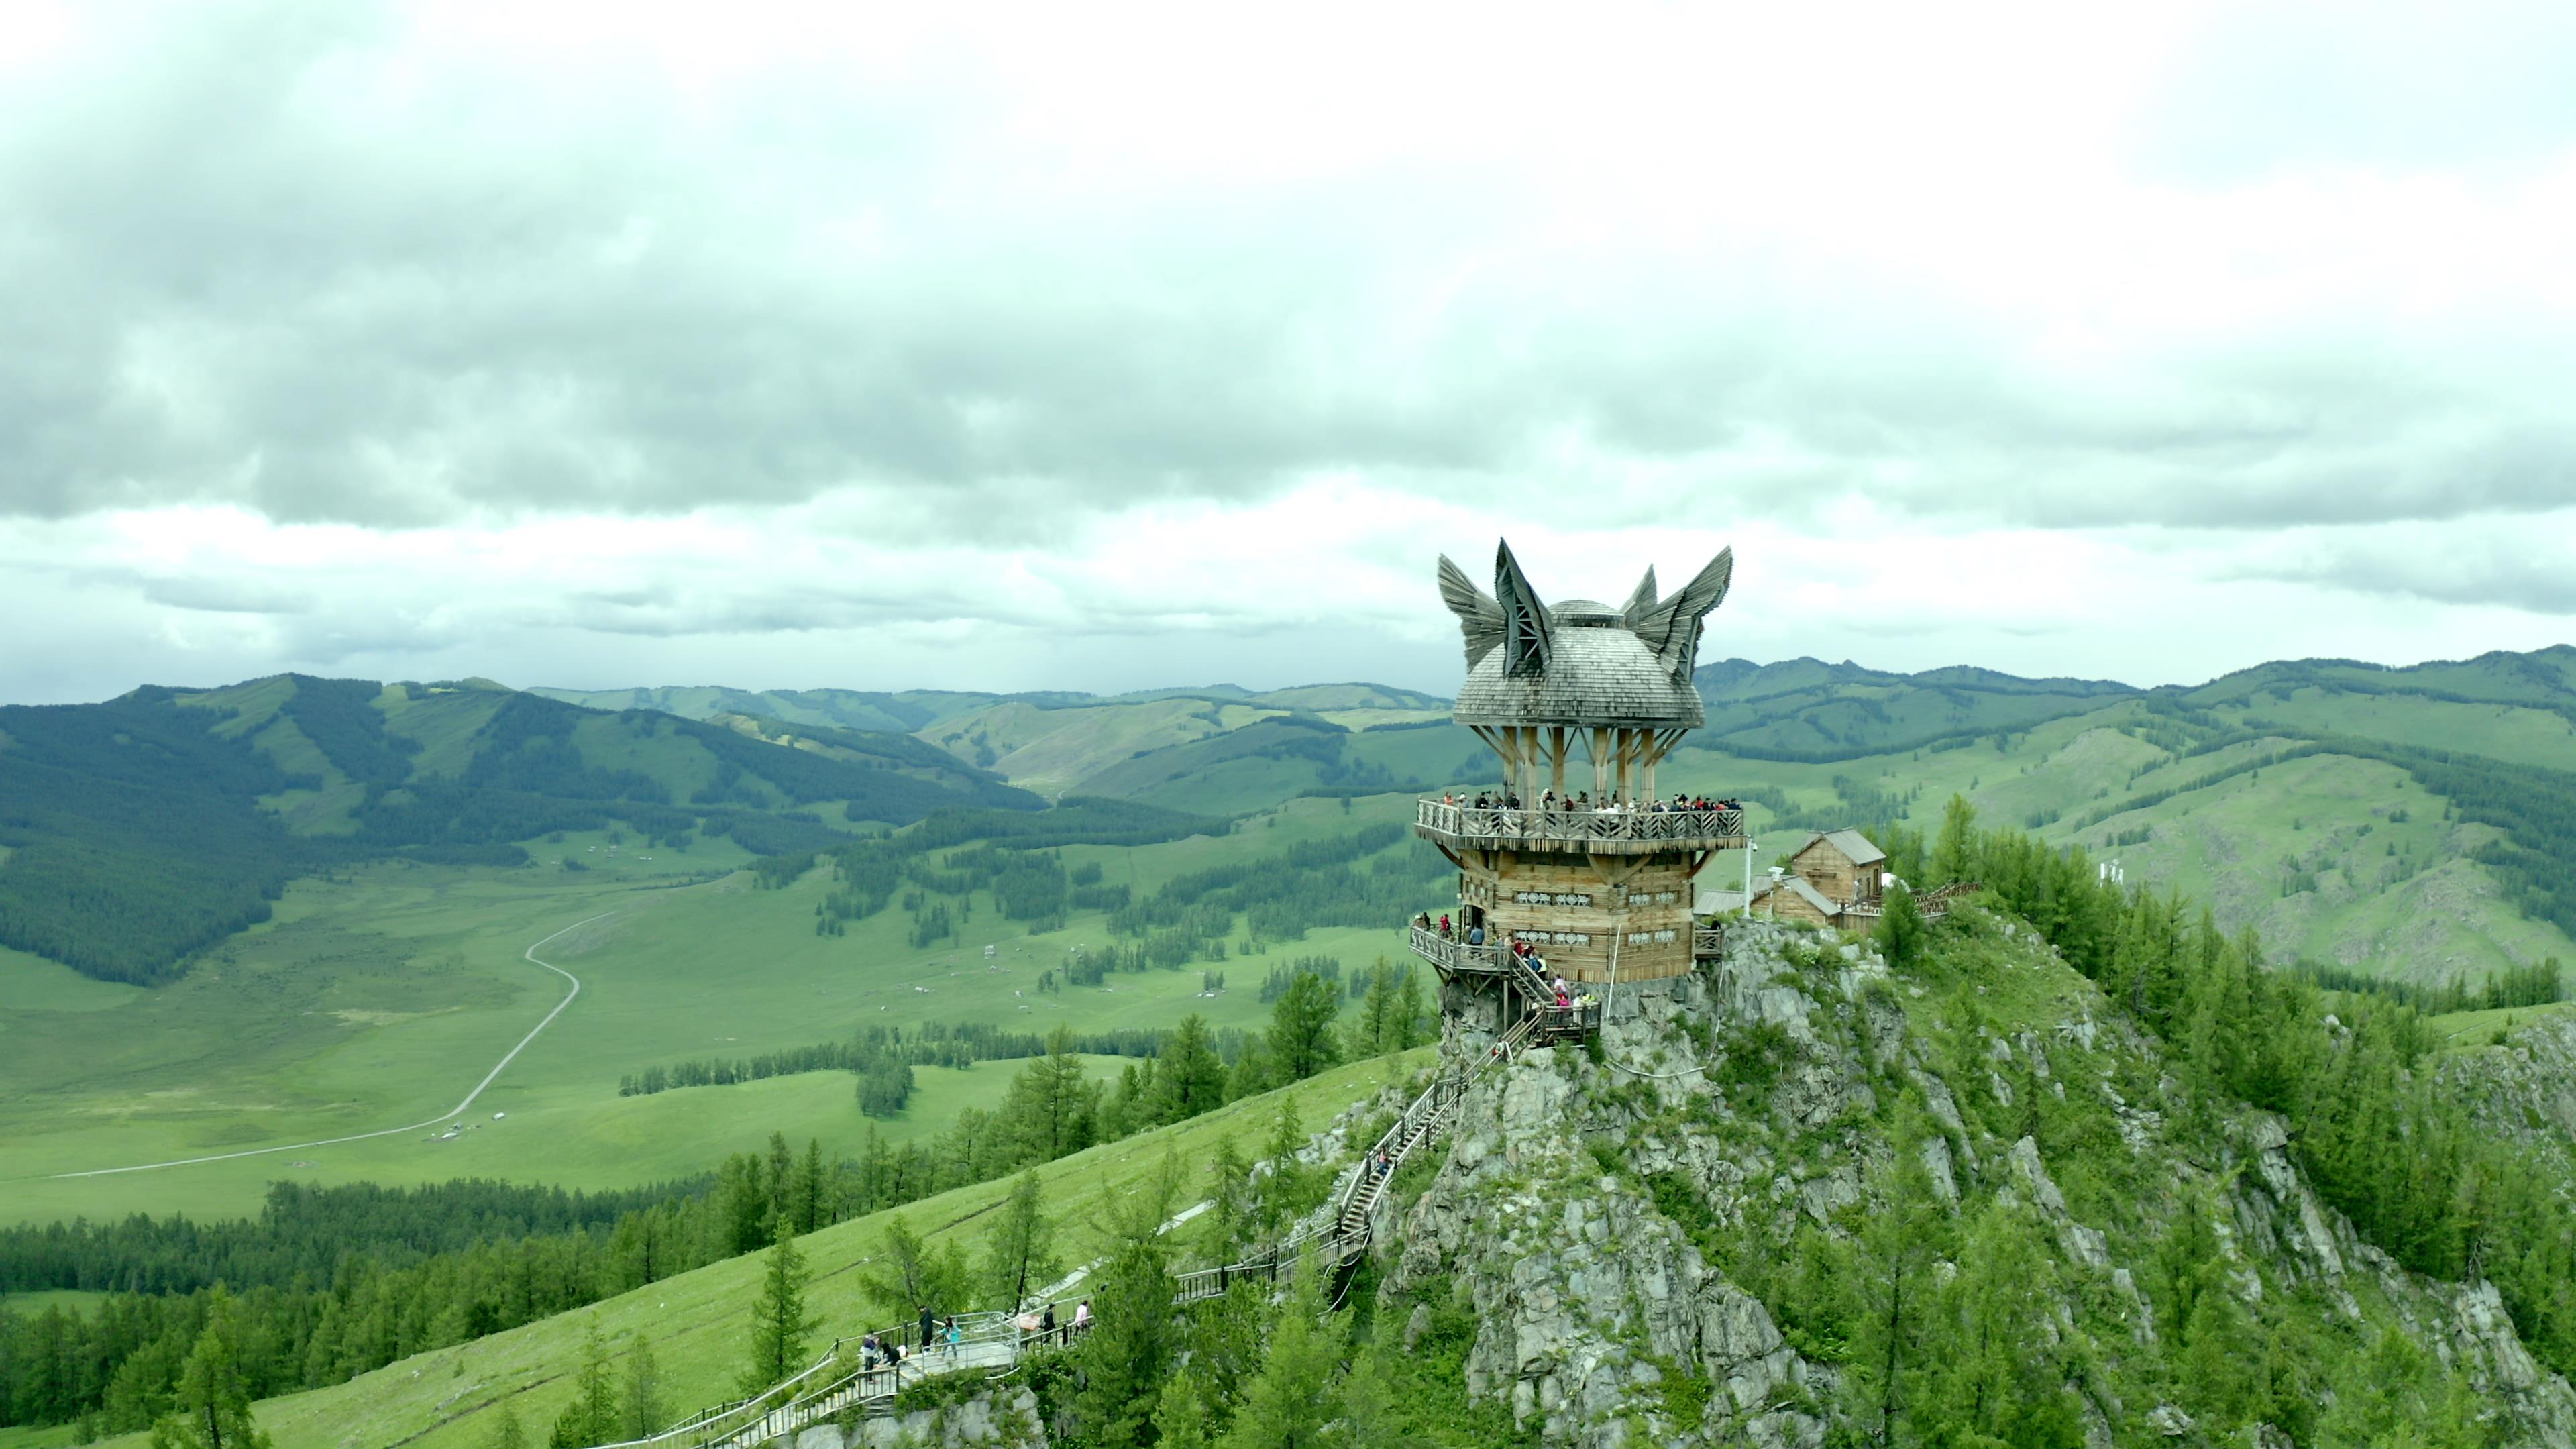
left=1458, top=851, right=1699, bottom=982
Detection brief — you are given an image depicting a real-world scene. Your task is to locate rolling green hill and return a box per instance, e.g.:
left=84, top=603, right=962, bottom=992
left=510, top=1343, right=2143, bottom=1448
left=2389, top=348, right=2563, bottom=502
left=0, top=677, right=1040, bottom=985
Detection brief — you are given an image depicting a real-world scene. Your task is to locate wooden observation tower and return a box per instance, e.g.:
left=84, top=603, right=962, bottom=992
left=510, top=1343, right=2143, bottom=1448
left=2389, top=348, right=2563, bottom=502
left=1410, top=541, right=1748, bottom=1022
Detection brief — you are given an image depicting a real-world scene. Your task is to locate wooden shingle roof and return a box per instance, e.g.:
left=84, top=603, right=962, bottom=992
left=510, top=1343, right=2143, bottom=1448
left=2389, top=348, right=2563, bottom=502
left=1792, top=829, right=1886, bottom=868
left=1438, top=539, right=1735, bottom=731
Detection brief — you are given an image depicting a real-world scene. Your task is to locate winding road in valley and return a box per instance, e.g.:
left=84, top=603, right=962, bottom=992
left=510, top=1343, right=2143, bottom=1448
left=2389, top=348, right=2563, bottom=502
left=39, top=911, right=619, bottom=1181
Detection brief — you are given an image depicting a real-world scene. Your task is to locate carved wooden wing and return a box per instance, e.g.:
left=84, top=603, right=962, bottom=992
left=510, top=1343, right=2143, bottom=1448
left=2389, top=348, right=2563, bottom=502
left=1493, top=539, right=1552, bottom=678
left=1631, top=547, right=1733, bottom=678
left=1436, top=554, right=1506, bottom=668
left=1619, top=566, right=1659, bottom=628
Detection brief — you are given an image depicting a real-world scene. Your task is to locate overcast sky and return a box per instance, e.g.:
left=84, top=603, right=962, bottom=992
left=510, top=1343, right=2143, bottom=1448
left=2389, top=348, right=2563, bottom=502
left=5, top=1, right=2573, bottom=705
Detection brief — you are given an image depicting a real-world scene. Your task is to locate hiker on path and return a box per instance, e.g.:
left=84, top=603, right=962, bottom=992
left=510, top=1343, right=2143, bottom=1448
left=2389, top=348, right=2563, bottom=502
left=919, top=1304, right=935, bottom=1351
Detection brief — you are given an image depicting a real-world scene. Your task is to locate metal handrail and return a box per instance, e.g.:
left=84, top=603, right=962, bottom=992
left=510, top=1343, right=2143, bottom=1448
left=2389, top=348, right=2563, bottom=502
left=1416, top=798, right=1746, bottom=844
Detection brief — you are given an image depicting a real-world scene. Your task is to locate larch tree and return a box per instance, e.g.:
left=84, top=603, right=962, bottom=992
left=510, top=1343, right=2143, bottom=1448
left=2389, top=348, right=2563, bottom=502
left=1152, top=1013, right=1228, bottom=1124
left=976, top=1171, right=1059, bottom=1313
left=1265, top=972, right=1342, bottom=1083
left=1216, top=1271, right=1344, bottom=1449
left=739, top=1231, right=818, bottom=1395
left=1931, top=793, right=1977, bottom=888
left=620, top=1334, right=667, bottom=1440
left=147, top=1291, right=271, bottom=1449
left=1075, top=1154, right=1185, bottom=1449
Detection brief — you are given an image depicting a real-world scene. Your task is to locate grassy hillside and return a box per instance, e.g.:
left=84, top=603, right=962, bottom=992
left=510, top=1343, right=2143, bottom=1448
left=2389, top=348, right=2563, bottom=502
left=0, top=678, right=1041, bottom=985
left=1, top=794, right=1432, bottom=1227
left=77, top=1053, right=1424, bottom=1449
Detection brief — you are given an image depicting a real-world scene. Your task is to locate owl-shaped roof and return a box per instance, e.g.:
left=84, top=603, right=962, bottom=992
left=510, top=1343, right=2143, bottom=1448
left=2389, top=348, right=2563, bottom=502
left=1438, top=539, right=1733, bottom=730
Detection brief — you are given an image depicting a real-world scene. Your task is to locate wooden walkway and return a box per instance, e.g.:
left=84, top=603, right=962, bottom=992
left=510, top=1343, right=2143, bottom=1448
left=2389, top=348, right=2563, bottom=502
left=593, top=994, right=1587, bottom=1449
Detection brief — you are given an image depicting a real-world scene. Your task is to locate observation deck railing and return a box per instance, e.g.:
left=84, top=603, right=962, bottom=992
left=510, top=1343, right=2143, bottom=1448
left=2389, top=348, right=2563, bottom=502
left=1407, top=923, right=1730, bottom=976
left=1414, top=797, right=1746, bottom=853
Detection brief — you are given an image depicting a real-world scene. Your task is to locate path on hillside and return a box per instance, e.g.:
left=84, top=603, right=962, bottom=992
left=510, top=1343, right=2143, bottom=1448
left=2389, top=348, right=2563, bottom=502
left=36, top=912, right=618, bottom=1181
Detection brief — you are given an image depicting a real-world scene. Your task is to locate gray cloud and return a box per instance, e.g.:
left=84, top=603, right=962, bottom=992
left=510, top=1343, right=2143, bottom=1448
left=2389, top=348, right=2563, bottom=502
left=5, top=1, right=2575, bottom=545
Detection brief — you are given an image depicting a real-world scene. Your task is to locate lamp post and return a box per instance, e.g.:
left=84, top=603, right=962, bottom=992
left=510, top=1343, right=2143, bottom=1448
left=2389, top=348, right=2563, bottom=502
left=1741, top=841, right=1757, bottom=918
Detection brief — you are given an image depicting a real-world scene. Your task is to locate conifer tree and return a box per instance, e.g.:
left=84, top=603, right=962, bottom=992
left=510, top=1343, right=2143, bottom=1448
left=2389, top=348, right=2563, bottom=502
left=1152, top=1013, right=1228, bottom=1124
left=976, top=1171, right=1059, bottom=1312
left=1002, top=1024, right=1099, bottom=1165
left=1218, top=1269, right=1344, bottom=1449
left=1077, top=1155, right=1185, bottom=1449
left=1930, top=793, right=1977, bottom=887
left=551, top=1318, right=619, bottom=1448
left=148, top=1291, right=271, bottom=1449
left=1356, top=958, right=1402, bottom=1056
left=1392, top=968, right=1425, bottom=1051
left=1203, top=1137, right=1254, bottom=1261
left=1265, top=972, right=1342, bottom=1083
left=1873, top=880, right=1928, bottom=971
left=1841, top=1102, right=1950, bottom=1443
left=484, top=1403, right=527, bottom=1449
left=1151, top=1366, right=1220, bottom=1449
left=620, top=1335, right=665, bottom=1440
left=739, top=1231, right=817, bottom=1395
left=1255, top=1102, right=1309, bottom=1238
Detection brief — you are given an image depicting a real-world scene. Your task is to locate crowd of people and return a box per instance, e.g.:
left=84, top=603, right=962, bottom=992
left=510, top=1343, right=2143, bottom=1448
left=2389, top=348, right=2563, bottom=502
left=1409, top=912, right=1601, bottom=1017
left=1442, top=789, right=1743, bottom=815
left=855, top=1297, right=1094, bottom=1379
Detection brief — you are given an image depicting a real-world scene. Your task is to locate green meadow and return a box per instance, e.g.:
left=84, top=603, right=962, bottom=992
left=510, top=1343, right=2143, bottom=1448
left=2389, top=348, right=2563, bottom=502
left=0, top=796, right=1425, bottom=1227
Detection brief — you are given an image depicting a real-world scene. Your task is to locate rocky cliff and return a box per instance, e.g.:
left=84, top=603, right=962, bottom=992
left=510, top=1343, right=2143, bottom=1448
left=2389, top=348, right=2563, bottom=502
left=1383, top=915, right=2576, bottom=1447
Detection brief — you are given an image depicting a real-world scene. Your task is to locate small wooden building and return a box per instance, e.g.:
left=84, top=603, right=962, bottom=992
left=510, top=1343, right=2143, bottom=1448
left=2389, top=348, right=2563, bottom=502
left=1785, top=829, right=1886, bottom=909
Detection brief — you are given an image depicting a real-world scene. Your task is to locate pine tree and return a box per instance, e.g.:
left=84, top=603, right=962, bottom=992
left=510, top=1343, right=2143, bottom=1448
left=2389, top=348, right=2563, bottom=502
left=788, top=1138, right=827, bottom=1234
left=1873, top=880, right=1928, bottom=971
left=1393, top=968, right=1425, bottom=1051
left=1204, top=1137, right=1254, bottom=1261
left=976, top=1171, right=1059, bottom=1312
left=1256, top=1102, right=1309, bottom=1238
left=1152, top=1013, right=1228, bottom=1125
left=1151, top=1366, right=1220, bottom=1449
left=1265, top=972, right=1342, bottom=1083
left=1077, top=1155, right=1184, bottom=1449
left=1841, top=1102, right=1951, bottom=1444
left=1218, top=1269, right=1344, bottom=1449
left=1002, top=1024, right=1099, bottom=1165
left=1931, top=793, right=1977, bottom=887
left=763, top=1131, right=796, bottom=1232
left=1357, top=959, right=1401, bottom=1057
left=620, top=1334, right=665, bottom=1440
left=551, top=1318, right=619, bottom=1447
left=485, top=1403, right=527, bottom=1449
left=853, top=1215, right=968, bottom=1327
left=739, top=1231, right=817, bottom=1395
left=148, top=1292, right=272, bottom=1449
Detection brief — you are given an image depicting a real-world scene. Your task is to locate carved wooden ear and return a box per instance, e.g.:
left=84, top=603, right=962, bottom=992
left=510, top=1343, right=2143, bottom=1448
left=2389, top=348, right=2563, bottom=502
left=1493, top=539, right=1552, bottom=677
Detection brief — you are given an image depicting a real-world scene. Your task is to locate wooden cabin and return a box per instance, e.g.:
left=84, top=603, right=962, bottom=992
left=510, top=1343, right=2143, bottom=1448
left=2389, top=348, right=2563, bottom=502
left=1785, top=829, right=1886, bottom=909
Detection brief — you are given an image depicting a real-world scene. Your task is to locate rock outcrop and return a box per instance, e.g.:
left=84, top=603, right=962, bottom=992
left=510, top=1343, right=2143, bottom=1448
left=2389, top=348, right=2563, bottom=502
left=1383, top=917, right=2576, bottom=1447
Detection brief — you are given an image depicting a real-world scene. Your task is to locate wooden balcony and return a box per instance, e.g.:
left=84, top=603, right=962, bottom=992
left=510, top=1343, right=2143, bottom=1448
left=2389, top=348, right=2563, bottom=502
left=1409, top=923, right=1727, bottom=975
left=1413, top=797, right=1749, bottom=856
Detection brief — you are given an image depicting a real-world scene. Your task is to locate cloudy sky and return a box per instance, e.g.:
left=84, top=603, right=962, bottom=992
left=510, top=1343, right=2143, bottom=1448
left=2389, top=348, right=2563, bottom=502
left=4, top=0, right=2573, bottom=705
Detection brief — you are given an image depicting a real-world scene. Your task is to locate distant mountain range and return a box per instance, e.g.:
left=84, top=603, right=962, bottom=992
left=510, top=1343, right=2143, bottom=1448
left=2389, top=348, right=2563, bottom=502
left=5, top=647, right=2572, bottom=989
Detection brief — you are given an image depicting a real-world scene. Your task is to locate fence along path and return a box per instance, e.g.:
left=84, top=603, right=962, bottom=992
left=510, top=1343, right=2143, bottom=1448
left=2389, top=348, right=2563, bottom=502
left=592, top=1000, right=1574, bottom=1448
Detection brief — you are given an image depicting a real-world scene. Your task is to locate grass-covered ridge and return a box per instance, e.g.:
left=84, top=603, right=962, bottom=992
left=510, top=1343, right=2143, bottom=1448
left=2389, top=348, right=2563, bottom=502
left=53, top=1055, right=1425, bottom=1449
